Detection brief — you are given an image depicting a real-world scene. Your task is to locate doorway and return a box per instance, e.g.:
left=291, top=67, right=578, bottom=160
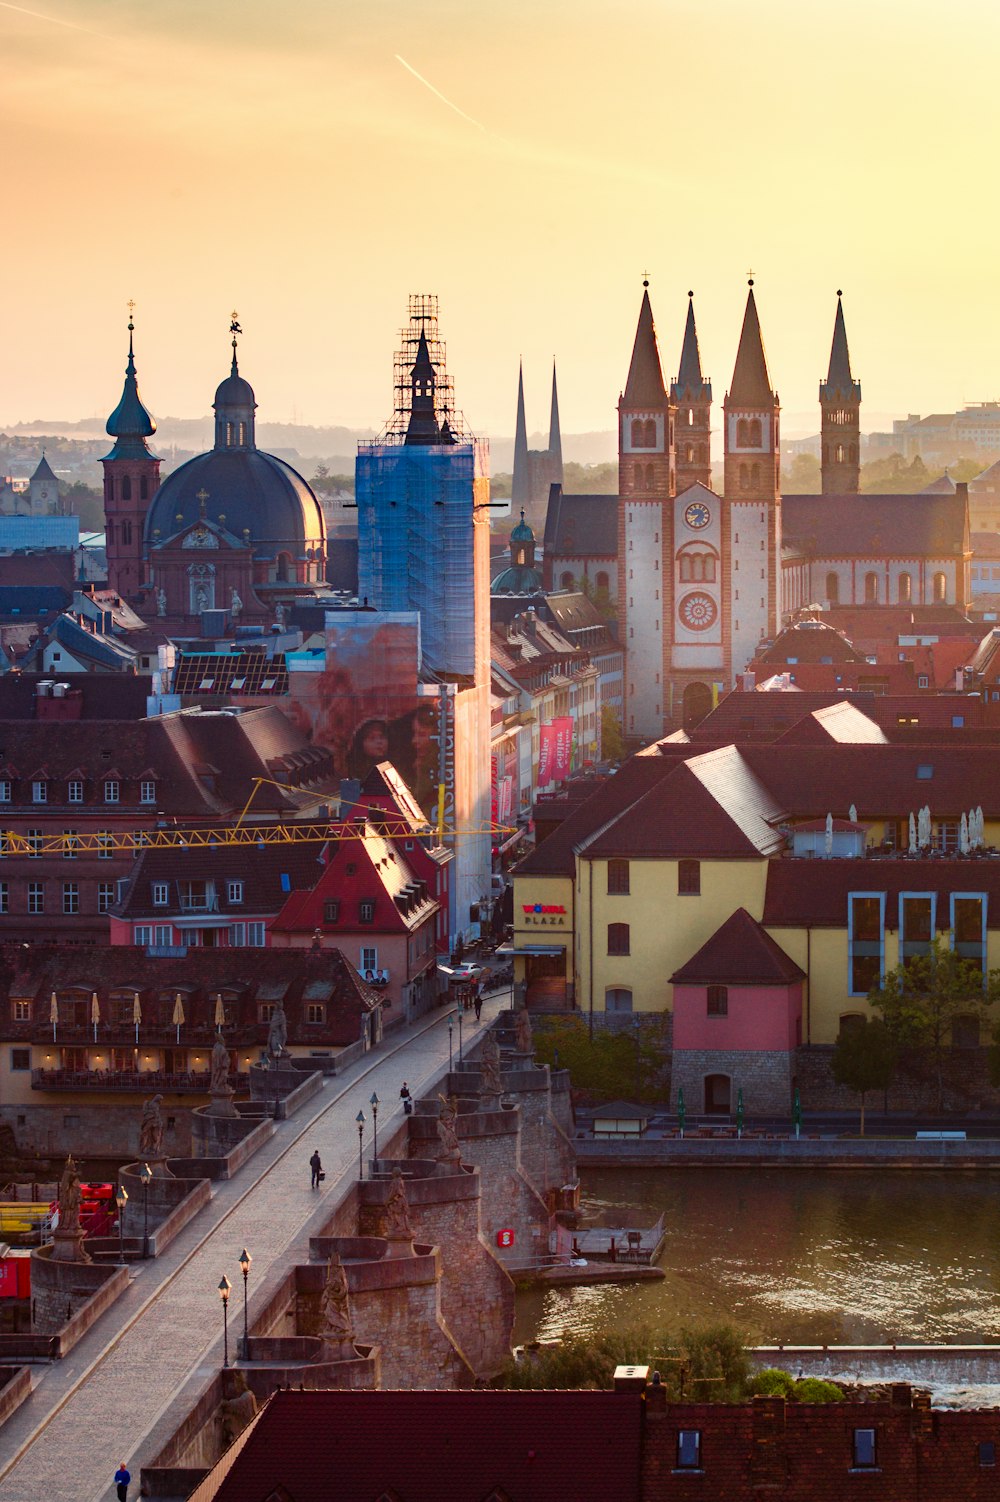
left=704, top=1073, right=731, bottom=1114
left=682, top=682, right=713, bottom=728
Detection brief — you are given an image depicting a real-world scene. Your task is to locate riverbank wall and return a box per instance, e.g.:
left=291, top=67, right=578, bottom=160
left=576, top=1136, right=1000, bottom=1168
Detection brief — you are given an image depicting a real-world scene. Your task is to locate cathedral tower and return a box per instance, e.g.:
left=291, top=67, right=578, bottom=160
left=820, top=292, right=861, bottom=495
left=102, top=314, right=160, bottom=602
left=724, top=281, right=781, bottom=665
left=671, top=293, right=712, bottom=493
left=618, top=281, right=675, bottom=739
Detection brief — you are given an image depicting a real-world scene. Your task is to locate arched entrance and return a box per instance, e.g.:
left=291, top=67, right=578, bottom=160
left=682, top=682, right=713, bottom=728
left=704, top=1074, right=731, bottom=1114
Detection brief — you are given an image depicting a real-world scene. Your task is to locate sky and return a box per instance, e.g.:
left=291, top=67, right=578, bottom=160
left=2, top=0, right=1000, bottom=442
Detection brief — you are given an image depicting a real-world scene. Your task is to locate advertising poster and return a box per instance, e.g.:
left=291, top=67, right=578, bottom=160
left=537, top=721, right=557, bottom=788
left=552, top=716, right=574, bottom=784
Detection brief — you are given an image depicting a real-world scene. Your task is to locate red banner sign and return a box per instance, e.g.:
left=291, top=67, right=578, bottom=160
left=552, top=716, right=574, bottom=784
left=537, top=721, right=557, bottom=789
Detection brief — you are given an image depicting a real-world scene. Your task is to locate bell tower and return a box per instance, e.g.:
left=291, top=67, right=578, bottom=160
left=820, top=291, right=861, bottom=495
left=671, top=293, right=712, bottom=493
left=102, top=310, right=160, bottom=602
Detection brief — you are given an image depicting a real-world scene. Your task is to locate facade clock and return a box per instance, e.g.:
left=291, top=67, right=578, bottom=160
left=684, top=500, right=711, bottom=530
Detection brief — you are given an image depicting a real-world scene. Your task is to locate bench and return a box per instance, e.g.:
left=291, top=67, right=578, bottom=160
left=915, top=1130, right=967, bottom=1140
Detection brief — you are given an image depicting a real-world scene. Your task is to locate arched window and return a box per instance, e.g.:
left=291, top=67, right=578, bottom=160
left=121, top=476, right=132, bottom=502
left=238, top=421, right=247, bottom=446
left=838, top=1012, right=865, bottom=1039
left=933, top=571, right=947, bottom=603
left=898, top=572, right=912, bottom=604
left=121, top=520, right=132, bottom=546
left=826, top=571, right=839, bottom=606
left=560, top=571, right=574, bottom=589
left=645, top=464, right=655, bottom=489
left=865, top=572, right=879, bottom=604
left=751, top=463, right=760, bottom=488
left=227, top=423, right=235, bottom=447
left=645, top=419, right=657, bottom=446
left=736, top=418, right=750, bottom=446
left=634, top=467, right=645, bottom=492
left=749, top=418, right=762, bottom=446
left=595, top=571, right=609, bottom=591
left=106, top=522, right=114, bottom=545
left=835, top=443, right=844, bottom=464
left=605, top=987, right=633, bottom=1013
left=739, top=465, right=749, bottom=491
left=607, top=922, right=630, bottom=955
left=140, top=476, right=149, bottom=501
left=685, top=443, right=694, bottom=463
left=630, top=418, right=645, bottom=446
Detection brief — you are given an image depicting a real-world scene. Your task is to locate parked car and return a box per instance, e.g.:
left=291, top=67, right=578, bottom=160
left=442, top=961, right=484, bottom=984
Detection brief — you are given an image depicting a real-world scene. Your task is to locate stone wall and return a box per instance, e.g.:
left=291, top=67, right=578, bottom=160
left=796, top=1043, right=1000, bottom=1116
left=671, top=1048, right=793, bottom=1116
left=1, top=1100, right=193, bottom=1158
left=30, top=1244, right=129, bottom=1352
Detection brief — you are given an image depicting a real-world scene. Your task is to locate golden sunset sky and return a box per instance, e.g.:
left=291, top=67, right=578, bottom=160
left=2, top=0, right=999, bottom=440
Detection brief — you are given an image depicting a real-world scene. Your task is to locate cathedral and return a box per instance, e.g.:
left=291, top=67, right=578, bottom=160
left=617, top=282, right=971, bottom=737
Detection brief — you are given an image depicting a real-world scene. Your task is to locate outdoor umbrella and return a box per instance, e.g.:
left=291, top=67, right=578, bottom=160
left=961, top=813, right=970, bottom=855
left=977, top=806, right=986, bottom=848
left=908, top=812, right=917, bottom=855
left=132, top=991, right=142, bottom=1044
left=793, top=1087, right=802, bottom=1140
left=848, top=804, right=858, bottom=825
left=214, top=994, right=225, bottom=1029
left=90, top=991, right=100, bottom=1043
left=172, top=992, right=185, bottom=1044
left=49, top=990, right=58, bottom=1042
left=677, top=1087, right=686, bottom=1139
left=736, top=1087, right=744, bottom=1138
left=824, top=812, right=833, bottom=856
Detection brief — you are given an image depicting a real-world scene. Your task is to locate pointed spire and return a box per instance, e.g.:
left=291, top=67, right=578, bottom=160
left=821, top=291, right=859, bottom=398
left=548, top=361, right=563, bottom=467
left=229, top=310, right=242, bottom=378
left=623, top=282, right=667, bottom=406
left=512, top=359, right=530, bottom=509
left=404, top=327, right=442, bottom=445
left=104, top=308, right=157, bottom=458
left=676, top=292, right=705, bottom=391
left=728, top=281, right=775, bottom=407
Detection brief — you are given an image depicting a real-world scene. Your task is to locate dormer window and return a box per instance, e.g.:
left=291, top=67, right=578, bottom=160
left=31, top=780, right=47, bottom=804
left=227, top=880, right=244, bottom=905
left=104, top=779, right=120, bottom=804
left=359, top=899, right=376, bottom=924
left=68, top=779, right=83, bottom=803
left=0, top=780, right=10, bottom=803
left=140, top=780, right=156, bottom=804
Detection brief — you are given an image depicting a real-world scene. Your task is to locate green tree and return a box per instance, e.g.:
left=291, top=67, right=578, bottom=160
left=868, top=938, right=1000, bottom=1111
left=61, top=481, right=104, bottom=531
left=532, top=1016, right=667, bottom=1104
left=783, top=453, right=821, bottom=492
left=830, top=1018, right=897, bottom=1135
left=601, top=705, right=625, bottom=763
left=860, top=453, right=930, bottom=493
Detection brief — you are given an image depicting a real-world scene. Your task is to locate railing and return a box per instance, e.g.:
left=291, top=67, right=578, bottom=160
left=31, top=1069, right=249, bottom=1093
left=178, top=895, right=219, bottom=912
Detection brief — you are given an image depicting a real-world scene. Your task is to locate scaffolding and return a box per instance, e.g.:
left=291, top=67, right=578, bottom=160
left=364, top=294, right=473, bottom=448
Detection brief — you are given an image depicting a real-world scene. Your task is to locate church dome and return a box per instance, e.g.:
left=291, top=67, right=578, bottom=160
left=144, top=448, right=324, bottom=553
left=491, top=563, right=543, bottom=595
left=510, top=510, right=534, bottom=543
left=213, top=371, right=257, bottom=410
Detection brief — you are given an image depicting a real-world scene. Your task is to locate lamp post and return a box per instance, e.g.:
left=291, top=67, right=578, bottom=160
left=356, top=1109, right=366, bottom=1180
left=139, top=1162, right=152, bottom=1259
left=456, top=1007, right=464, bottom=1064
left=447, top=1016, right=453, bottom=1071
left=218, top=1274, right=232, bottom=1368
left=115, top=1184, right=128, bottom=1265
left=238, top=1248, right=251, bottom=1360
left=370, top=1091, right=380, bottom=1164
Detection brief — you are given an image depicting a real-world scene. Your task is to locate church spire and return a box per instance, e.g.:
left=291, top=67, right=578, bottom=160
left=548, top=360, right=563, bottom=468
left=623, top=283, right=667, bottom=406
left=821, top=292, right=859, bottom=399
left=728, top=281, right=775, bottom=406
left=676, top=293, right=705, bottom=393
left=404, top=328, right=443, bottom=445
left=512, top=359, right=530, bottom=509
left=672, top=292, right=712, bottom=494
left=820, top=291, right=861, bottom=495
left=104, top=308, right=157, bottom=460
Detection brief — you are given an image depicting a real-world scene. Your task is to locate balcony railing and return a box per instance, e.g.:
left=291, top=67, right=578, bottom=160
left=178, top=894, right=219, bottom=912
left=31, top=1068, right=250, bottom=1094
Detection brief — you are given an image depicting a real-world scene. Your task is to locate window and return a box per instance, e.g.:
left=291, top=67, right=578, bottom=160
left=0, top=780, right=10, bottom=802
left=152, top=882, right=169, bottom=907
left=121, top=475, right=132, bottom=501
left=952, top=894, right=986, bottom=968
left=849, top=894, right=884, bottom=995
left=607, top=859, right=630, bottom=895
left=0, top=882, right=7, bottom=914
left=707, top=985, right=728, bottom=1016
left=98, top=882, right=116, bottom=913
left=229, top=923, right=246, bottom=946
left=676, top=1430, right=702, bottom=1470
left=104, top=779, right=120, bottom=804
left=63, top=830, right=78, bottom=860
left=180, top=928, right=201, bottom=947
left=899, top=893, right=934, bottom=963
left=361, top=946, right=378, bottom=974
left=979, top=1441, right=996, bottom=1467
left=134, top=925, right=153, bottom=946
left=28, top=829, right=42, bottom=859
left=678, top=859, right=701, bottom=895
left=898, top=571, right=912, bottom=603
left=62, top=882, right=79, bottom=915
left=605, top=988, right=633, bottom=1013
left=140, top=780, right=156, bottom=804
left=154, top=925, right=172, bottom=946
left=359, top=899, right=376, bottom=924
left=227, top=880, right=244, bottom=905
left=247, top=922, right=266, bottom=947
left=607, top=922, right=630, bottom=955
left=864, top=571, right=879, bottom=604
left=31, top=780, right=47, bottom=804
left=307, top=1003, right=326, bottom=1024
left=12, top=999, right=29, bottom=1021
left=323, top=899, right=340, bottom=924
left=98, top=831, right=114, bottom=859
left=11, top=1048, right=30, bottom=1072
left=932, top=571, right=947, bottom=603
left=28, top=882, right=44, bottom=914
left=852, top=1428, right=877, bottom=1469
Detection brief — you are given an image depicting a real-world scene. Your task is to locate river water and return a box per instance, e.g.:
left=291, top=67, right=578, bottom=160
left=514, top=1168, right=1000, bottom=1348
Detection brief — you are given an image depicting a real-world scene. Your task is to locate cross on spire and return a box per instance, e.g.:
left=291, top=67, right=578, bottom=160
left=196, top=488, right=209, bottom=517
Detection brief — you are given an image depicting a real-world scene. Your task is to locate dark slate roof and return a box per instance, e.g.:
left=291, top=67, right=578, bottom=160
left=820, top=295, right=859, bottom=399
left=517, top=754, right=681, bottom=877
left=727, top=285, right=775, bottom=406
left=30, top=455, right=59, bottom=484
left=673, top=293, right=709, bottom=397
left=0, top=586, right=70, bottom=617
left=671, top=907, right=804, bottom=984
left=781, top=493, right=969, bottom=558
left=622, top=287, right=667, bottom=406
left=757, top=619, right=866, bottom=664
left=116, top=840, right=327, bottom=920
left=145, top=449, right=324, bottom=555
left=104, top=328, right=157, bottom=460
left=543, top=485, right=618, bottom=559
left=743, top=742, right=1000, bottom=819
left=0, top=673, right=152, bottom=719
left=763, top=858, right=1000, bottom=929
left=200, top=1388, right=643, bottom=1502
left=491, top=563, right=544, bottom=595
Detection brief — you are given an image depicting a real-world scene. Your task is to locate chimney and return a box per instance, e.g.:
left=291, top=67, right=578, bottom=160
left=613, top=1364, right=649, bottom=1394
left=751, top=1396, right=787, bottom=1489
left=956, top=480, right=969, bottom=505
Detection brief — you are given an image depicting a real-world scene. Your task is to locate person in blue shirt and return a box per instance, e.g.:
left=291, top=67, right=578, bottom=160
left=114, top=1463, right=131, bottom=1500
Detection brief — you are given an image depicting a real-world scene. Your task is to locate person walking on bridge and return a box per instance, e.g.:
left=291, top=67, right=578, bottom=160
left=114, top=1462, right=131, bottom=1501
left=309, top=1149, right=323, bottom=1189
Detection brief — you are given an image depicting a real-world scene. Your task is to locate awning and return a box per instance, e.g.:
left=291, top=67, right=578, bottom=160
left=515, top=944, right=566, bottom=956
left=499, top=827, right=526, bottom=854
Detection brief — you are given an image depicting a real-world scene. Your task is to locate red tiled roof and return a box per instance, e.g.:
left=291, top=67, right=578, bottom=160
left=516, top=754, right=680, bottom=876
left=197, top=1388, right=643, bottom=1502
left=763, top=857, right=1000, bottom=928
left=743, top=743, right=1000, bottom=820
left=671, top=907, right=804, bottom=984
left=774, top=702, right=888, bottom=745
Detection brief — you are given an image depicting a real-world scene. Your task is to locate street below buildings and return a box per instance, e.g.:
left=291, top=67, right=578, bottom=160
left=0, top=989, right=510, bottom=1502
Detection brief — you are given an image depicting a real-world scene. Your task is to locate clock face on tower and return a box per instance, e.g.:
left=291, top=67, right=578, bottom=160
left=679, top=591, right=718, bottom=632
left=684, top=500, right=711, bottom=530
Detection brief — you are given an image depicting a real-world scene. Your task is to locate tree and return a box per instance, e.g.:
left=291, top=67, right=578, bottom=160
left=830, top=1018, right=897, bottom=1134
left=783, top=453, right=821, bottom=492
left=61, top=481, right=104, bottom=532
left=601, top=705, right=625, bottom=764
left=867, top=938, right=1000, bottom=1111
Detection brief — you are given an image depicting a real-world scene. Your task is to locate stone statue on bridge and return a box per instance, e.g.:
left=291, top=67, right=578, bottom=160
left=479, top=1031, right=503, bottom=1102
left=436, top=1094, right=462, bottom=1166
left=58, top=1154, right=82, bottom=1232
left=514, top=1006, right=532, bottom=1055
left=267, top=1001, right=288, bottom=1063
left=211, top=1034, right=231, bottom=1093
left=381, top=1167, right=414, bottom=1253
left=319, top=1253, right=355, bottom=1355
left=139, top=1094, right=164, bottom=1160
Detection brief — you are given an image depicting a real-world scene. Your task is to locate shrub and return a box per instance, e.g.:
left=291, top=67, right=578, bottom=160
left=495, top=1322, right=750, bottom=1399
left=793, top=1377, right=844, bottom=1403
left=748, top=1367, right=796, bottom=1397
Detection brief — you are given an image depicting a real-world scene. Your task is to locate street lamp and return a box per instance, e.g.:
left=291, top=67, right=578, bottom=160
left=238, top=1248, right=252, bottom=1360
left=447, top=1015, right=453, bottom=1071
left=139, top=1162, right=152, bottom=1259
left=456, top=1007, right=464, bottom=1064
left=370, top=1092, right=380, bottom=1164
left=218, top=1274, right=232, bottom=1368
left=356, top=1109, right=366, bottom=1180
left=115, top=1184, right=128, bottom=1266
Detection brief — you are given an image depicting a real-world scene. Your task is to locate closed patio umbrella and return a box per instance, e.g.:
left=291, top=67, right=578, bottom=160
left=736, top=1087, right=744, bottom=1139
left=677, top=1086, right=686, bottom=1139
left=172, top=992, right=185, bottom=1044
left=848, top=804, right=858, bottom=825
left=50, top=991, right=58, bottom=1043
left=90, top=991, right=100, bottom=1043
left=214, top=993, right=226, bottom=1030
left=961, top=812, right=970, bottom=855
left=908, top=812, right=917, bottom=856
left=793, top=1087, right=802, bottom=1141
left=824, top=812, right=833, bottom=856
left=132, top=991, right=142, bottom=1045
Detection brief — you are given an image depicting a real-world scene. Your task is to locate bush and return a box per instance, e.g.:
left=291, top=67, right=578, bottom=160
left=793, top=1377, right=844, bottom=1403
left=495, top=1323, right=750, bottom=1398
left=748, top=1367, right=796, bottom=1397
left=531, top=1017, right=668, bottom=1105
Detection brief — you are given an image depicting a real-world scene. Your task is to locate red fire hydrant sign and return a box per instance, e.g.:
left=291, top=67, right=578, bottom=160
left=496, top=1228, right=515, bottom=1248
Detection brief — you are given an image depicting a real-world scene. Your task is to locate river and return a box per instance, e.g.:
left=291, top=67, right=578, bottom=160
left=514, top=1168, right=1000, bottom=1348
